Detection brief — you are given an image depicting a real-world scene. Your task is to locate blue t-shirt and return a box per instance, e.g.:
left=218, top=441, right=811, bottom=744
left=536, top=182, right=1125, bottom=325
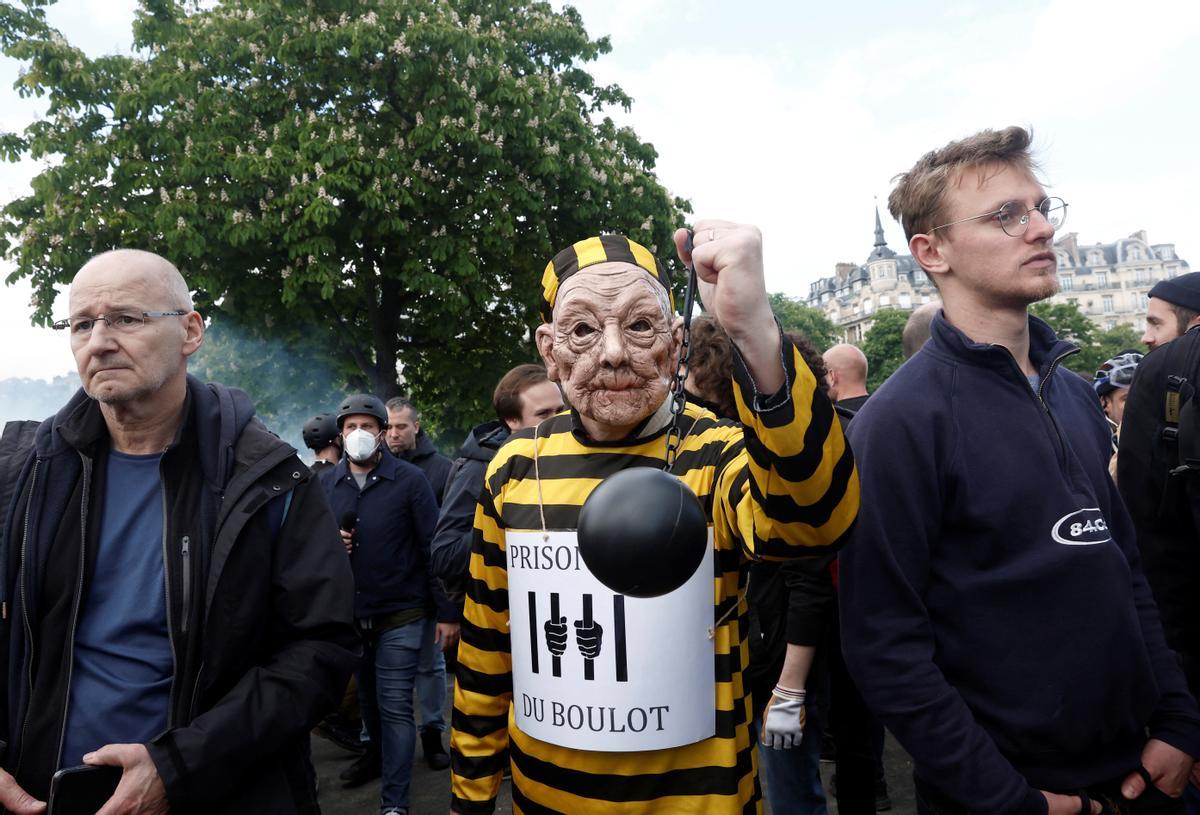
left=62, top=450, right=173, bottom=767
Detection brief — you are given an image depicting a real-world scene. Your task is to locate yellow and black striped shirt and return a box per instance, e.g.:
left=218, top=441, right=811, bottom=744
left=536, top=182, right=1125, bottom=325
left=451, top=338, right=859, bottom=814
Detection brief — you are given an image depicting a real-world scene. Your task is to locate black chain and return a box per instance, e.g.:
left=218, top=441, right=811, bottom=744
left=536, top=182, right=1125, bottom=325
left=665, top=229, right=700, bottom=471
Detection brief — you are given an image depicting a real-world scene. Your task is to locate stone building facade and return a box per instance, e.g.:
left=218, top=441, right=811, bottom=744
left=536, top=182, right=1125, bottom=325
left=806, top=207, right=938, bottom=344
left=1048, top=230, right=1191, bottom=331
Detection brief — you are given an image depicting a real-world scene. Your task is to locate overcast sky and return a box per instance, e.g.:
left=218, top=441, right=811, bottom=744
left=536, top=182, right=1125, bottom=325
left=1, top=0, right=1197, bottom=382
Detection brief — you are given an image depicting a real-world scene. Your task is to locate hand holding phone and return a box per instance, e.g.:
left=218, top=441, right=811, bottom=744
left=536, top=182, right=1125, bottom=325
left=47, top=765, right=121, bottom=815
left=67, top=743, right=168, bottom=815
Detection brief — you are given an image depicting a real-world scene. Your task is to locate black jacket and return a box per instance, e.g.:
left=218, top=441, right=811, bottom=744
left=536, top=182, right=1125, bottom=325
left=1, top=377, right=358, bottom=813
left=429, top=421, right=509, bottom=587
left=399, top=433, right=453, bottom=506
left=1118, top=327, right=1200, bottom=697
left=319, top=450, right=454, bottom=622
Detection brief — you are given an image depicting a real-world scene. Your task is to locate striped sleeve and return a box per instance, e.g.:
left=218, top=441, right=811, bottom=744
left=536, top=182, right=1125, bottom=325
left=450, top=476, right=512, bottom=814
left=719, top=328, right=859, bottom=559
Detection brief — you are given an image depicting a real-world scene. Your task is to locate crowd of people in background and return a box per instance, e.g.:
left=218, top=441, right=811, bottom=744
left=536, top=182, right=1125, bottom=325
left=3, top=124, right=1200, bottom=815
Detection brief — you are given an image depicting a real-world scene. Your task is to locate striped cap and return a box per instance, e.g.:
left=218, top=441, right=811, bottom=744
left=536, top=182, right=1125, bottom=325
left=540, top=234, right=673, bottom=322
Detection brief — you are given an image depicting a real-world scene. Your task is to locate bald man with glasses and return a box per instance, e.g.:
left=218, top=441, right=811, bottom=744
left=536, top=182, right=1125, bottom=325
left=0, top=249, right=357, bottom=814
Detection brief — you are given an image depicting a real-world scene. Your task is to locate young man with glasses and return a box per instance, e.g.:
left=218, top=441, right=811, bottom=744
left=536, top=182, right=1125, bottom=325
left=838, top=127, right=1200, bottom=815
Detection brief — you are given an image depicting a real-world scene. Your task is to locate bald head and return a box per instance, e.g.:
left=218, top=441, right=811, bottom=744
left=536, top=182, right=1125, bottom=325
left=67, top=249, right=203, bottom=413
left=902, top=302, right=939, bottom=359
left=70, top=249, right=192, bottom=313
left=822, top=343, right=868, bottom=402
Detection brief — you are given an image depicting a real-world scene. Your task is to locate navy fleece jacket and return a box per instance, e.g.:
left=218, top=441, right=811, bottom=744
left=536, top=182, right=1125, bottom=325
left=839, top=313, right=1200, bottom=815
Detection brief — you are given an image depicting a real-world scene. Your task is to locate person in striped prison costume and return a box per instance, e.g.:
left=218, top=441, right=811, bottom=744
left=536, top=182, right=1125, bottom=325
left=449, top=221, right=860, bottom=814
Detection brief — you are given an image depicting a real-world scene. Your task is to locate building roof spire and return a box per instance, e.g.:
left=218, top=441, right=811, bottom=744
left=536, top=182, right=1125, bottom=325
left=868, top=198, right=896, bottom=262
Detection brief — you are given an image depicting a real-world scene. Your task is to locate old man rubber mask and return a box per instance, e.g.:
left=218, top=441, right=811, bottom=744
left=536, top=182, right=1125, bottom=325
left=536, top=260, right=680, bottom=437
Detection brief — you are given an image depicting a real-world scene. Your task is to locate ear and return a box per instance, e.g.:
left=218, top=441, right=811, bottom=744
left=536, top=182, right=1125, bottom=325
left=910, top=234, right=951, bottom=285
left=503, top=416, right=522, bottom=433
left=181, top=311, right=204, bottom=358
left=535, top=323, right=560, bottom=382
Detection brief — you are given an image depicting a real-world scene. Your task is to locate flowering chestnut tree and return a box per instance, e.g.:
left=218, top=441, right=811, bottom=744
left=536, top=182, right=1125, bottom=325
left=0, top=0, right=689, bottom=432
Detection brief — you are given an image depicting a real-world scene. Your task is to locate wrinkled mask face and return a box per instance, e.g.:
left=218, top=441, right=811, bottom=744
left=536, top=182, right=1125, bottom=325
left=539, top=262, right=678, bottom=434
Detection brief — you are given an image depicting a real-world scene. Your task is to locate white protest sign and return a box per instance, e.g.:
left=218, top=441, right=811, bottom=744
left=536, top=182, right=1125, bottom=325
left=506, top=529, right=715, bottom=752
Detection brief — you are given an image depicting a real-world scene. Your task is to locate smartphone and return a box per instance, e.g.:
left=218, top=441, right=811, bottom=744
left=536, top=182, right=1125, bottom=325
left=47, top=764, right=122, bottom=815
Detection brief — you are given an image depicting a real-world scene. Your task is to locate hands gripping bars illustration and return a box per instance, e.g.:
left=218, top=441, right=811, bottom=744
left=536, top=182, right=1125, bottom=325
left=531, top=592, right=627, bottom=682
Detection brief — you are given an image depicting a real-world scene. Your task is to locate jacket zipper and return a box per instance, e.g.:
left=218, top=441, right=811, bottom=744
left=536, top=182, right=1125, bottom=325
left=160, top=473, right=180, bottom=728
left=14, top=460, right=40, bottom=777
left=52, top=453, right=91, bottom=769
left=997, top=345, right=1077, bottom=473
left=180, top=536, right=191, bottom=635
left=1035, top=349, right=1078, bottom=474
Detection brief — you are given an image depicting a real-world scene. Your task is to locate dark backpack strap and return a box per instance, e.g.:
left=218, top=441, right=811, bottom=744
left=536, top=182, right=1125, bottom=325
left=1162, top=327, right=1200, bottom=457
left=1161, top=328, right=1200, bottom=443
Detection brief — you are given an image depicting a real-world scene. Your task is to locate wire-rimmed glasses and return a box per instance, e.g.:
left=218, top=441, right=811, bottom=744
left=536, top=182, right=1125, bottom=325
left=52, top=310, right=189, bottom=337
left=930, top=197, right=1068, bottom=237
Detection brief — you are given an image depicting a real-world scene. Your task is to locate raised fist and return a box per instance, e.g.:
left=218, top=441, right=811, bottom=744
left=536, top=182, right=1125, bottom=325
left=544, top=617, right=569, bottom=656
left=574, top=619, right=604, bottom=660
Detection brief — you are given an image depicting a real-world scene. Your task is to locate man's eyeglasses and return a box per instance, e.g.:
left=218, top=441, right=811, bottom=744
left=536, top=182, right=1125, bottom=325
left=930, top=197, right=1068, bottom=238
left=51, top=310, right=189, bottom=337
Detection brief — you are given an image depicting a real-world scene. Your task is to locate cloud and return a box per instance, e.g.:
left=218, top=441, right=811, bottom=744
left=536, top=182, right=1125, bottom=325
left=583, top=0, right=1200, bottom=294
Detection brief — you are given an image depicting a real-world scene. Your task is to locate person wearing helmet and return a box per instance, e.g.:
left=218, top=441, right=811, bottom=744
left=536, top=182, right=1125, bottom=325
left=302, top=412, right=342, bottom=472
left=1094, top=351, right=1143, bottom=481
left=318, top=394, right=457, bottom=815
left=1094, top=351, right=1143, bottom=428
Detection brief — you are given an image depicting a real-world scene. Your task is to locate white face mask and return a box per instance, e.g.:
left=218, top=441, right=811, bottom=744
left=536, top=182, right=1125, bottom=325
left=344, top=428, right=380, bottom=462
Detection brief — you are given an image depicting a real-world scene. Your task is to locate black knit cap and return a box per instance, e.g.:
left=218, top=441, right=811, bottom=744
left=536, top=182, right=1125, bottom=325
left=1149, top=272, right=1200, bottom=312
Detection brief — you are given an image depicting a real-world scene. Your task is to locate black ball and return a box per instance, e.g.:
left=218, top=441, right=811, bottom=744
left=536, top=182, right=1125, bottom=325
left=577, top=467, right=709, bottom=598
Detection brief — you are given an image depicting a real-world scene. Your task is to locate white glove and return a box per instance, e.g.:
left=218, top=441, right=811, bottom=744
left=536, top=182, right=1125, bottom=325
left=761, top=685, right=806, bottom=749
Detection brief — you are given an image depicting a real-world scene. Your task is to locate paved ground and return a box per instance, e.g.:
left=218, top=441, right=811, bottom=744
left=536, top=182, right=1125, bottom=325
left=312, top=688, right=916, bottom=815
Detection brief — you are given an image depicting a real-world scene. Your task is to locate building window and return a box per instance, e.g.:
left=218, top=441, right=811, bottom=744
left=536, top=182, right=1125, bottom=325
left=880, top=295, right=891, bottom=306
left=1102, top=295, right=1113, bottom=313
left=1135, top=268, right=1149, bottom=285
left=864, top=299, right=874, bottom=315
left=1060, top=275, right=1074, bottom=291
left=899, top=294, right=912, bottom=309
left=1141, top=293, right=1150, bottom=309
left=1104, top=320, right=1116, bottom=330
left=1097, top=271, right=1107, bottom=288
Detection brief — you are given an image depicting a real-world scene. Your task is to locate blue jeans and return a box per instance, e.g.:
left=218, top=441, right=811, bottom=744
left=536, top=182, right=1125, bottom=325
left=416, top=617, right=447, bottom=733
left=751, top=699, right=828, bottom=815
left=358, top=619, right=425, bottom=809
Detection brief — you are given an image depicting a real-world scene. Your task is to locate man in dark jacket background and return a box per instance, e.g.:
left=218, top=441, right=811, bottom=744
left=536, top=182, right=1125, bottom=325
left=385, top=397, right=452, bottom=504
left=428, top=363, right=563, bottom=588
left=320, top=394, right=457, bottom=815
left=382, top=395, right=458, bottom=775
left=0, top=249, right=358, bottom=814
